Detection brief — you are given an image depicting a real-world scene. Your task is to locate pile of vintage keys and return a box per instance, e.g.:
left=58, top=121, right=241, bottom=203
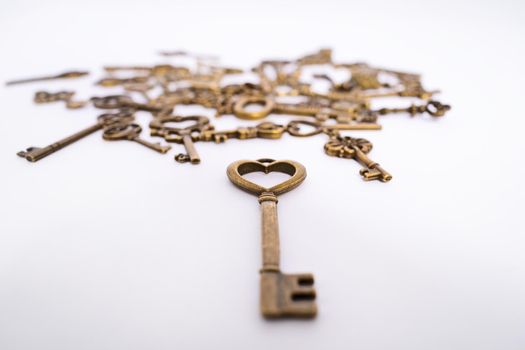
left=11, top=48, right=450, bottom=182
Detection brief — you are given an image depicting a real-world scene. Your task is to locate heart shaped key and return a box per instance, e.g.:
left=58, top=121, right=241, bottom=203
left=227, top=159, right=317, bottom=319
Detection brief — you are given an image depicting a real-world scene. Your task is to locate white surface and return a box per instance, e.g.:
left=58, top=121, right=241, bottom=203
left=1, top=0, right=524, bottom=349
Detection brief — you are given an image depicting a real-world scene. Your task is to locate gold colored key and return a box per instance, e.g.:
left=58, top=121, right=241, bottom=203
left=199, top=122, right=286, bottom=143
left=149, top=115, right=211, bottom=164
left=227, top=159, right=317, bottom=318
left=103, top=123, right=171, bottom=154
left=324, top=135, right=392, bottom=182
left=5, top=70, right=88, bottom=86
left=17, top=109, right=134, bottom=162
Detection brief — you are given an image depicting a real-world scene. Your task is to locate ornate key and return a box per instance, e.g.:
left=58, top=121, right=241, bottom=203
left=17, top=109, right=134, bottom=162
left=287, top=119, right=381, bottom=137
left=96, top=76, right=149, bottom=87
left=91, top=95, right=171, bottom=114
left=199, top=122, right=286, bottom=143
left=227, top=159, right=317, bottom=318
left=103, top=123, right=171, bottom=153
left=324, top=135, right=392, bottom=182
left=5, top=70, right=88, bottom=86
left=376, top=100, right=451, bottom=118
left=149, top=115, right=211, bottom=164
left=34, top=91, right=87, bottom=109
left=232, top=95, right=358, bottom=123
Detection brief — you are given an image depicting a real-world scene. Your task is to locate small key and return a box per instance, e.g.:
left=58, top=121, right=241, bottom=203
left=6, top=70, right=89, bottom=86
left=149, top=115, right=211, bottom=164
left=34, top=91, right=87, bottom=109
left=199, top=122, right=285, bottom=143
left=232, top=95, right=356, bottom=123
left=91, top=95, right=171, bottom=114
left=103, top=123, right=171, bottom=153
left=227, top=159, right=317, bottom=318
left=287, top=119, right=381, bottom=138
left=324, top=135, right=392, bottom=182
left=17, top=109, right=134, bottom=162
left=96, top=76, right=149, bottom=87
left=376, top=100, right=451, bottom=118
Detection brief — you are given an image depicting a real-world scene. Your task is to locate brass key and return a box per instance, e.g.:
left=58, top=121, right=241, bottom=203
left=34, top=91, right=87, bottom=109
left=103, top=123, right=171, bottom=153
left=232, top=95, right=358, bottom=123
left=149, top=115, right=211, bottom=164
left=227, top=159, right=317, bottom=318
left=199, top=122, right=286, bottom=143
left=324, top=135, right=392, bottom=182
left=376, top=100, right=451, bottom=118
left=91, top=95, right=172, bottom=114
left=17, top=109, right=134, bottom=162
left=5, top=70, right=88, bottom=86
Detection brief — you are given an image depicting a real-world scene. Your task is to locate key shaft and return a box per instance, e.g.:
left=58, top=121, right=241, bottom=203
left=259, top=193, right=280, bottom=272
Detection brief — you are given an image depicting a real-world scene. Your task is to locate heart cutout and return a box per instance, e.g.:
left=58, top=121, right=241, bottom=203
left=227, top=159, right=306, bottom=197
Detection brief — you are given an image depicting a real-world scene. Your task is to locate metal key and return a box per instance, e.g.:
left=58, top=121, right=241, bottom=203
left=34, top=91, right=87, bottom=109
left=103, top=123, right=171, bottom=153
left=199, top=122, right=286, bottom=143
left=324, top=134, right=392, bottom=182
left=5, top=70, right=88, bottom=86
left=17, top=109, right=134, bottom=162
left=376, top=100, right=451, bottom=118
left=227, top=159, right=317, bottom=318
left=232, top=95, right=358, bottom=123
left=149, top=115, right=211, bottom=164
left=91, top=95, right=172, bottom=114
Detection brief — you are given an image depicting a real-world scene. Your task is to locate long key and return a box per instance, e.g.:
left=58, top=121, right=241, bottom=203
left=199, top=122, right=285, bottom=143
left=376, top=100, right=451, bottom=118
left=232, top=95, right=358, bottom=123
left=324, top=135, right=392, bottom=182
left=91, top=95, right=171, bottom=114
left=17, top=110, right=134, bottom=162
left=227, top=159, right=317, bottom=318
left=103, top=123, right=171, bottom=153
left=6, top=70, right=88, bottom=86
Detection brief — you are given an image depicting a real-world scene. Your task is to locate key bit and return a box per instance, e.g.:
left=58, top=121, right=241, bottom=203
left=261, top=272, right=317, bottom=318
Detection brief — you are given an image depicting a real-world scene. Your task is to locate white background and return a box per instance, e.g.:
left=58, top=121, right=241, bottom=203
left=1, top=0, right=524, bottom=349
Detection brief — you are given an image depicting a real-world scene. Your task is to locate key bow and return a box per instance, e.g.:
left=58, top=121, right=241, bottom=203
left=227, top=159, right=306, bottom=197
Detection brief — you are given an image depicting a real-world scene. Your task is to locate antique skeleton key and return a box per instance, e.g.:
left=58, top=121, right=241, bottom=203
left=149, top=115, right=211, bottom=164
left=199, top=122, right=286, bottom=143
left=232, top=95, right=357, bottom=123
left=227, top=159, right=317, bottom=318
left=6, top=70, right=88, bottom=86
left=324, top=135, right=392, bottom=182
left=34, top=91, right=87, bottom=109
left=91, top=95, right=171, bottom=114
left=17, top=109, right=134, bottom=162
left=376, top=100, right=451, bottom=117
left=103, top=123, right=171, bottom=153
left=286, top=119, right=381, bottom=137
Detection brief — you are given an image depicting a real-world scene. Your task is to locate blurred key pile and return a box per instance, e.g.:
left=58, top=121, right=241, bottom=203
left=10, top=48, right=450, bottom=182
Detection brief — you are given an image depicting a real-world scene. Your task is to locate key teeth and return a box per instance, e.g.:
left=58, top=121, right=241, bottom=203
left=260, top=272, right=317, bottom=319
